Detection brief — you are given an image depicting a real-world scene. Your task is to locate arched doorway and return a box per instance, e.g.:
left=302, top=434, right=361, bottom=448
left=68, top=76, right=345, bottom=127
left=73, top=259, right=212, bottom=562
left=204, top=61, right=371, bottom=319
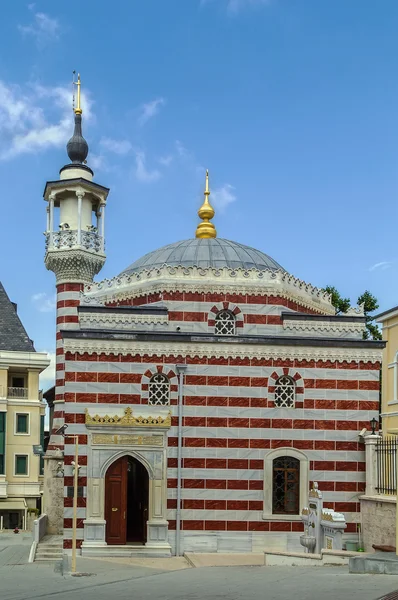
left=105, top=456, right=149, bottom=545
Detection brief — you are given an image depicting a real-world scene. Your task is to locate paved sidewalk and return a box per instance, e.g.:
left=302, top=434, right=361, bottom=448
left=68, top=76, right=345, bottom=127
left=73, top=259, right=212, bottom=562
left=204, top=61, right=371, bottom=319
left=185, top=552, right=264, bottom=567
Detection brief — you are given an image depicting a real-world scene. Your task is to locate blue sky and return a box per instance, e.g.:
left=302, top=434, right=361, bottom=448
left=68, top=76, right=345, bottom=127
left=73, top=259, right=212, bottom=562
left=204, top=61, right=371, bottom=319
left=0, top=0, right=397, bottom=386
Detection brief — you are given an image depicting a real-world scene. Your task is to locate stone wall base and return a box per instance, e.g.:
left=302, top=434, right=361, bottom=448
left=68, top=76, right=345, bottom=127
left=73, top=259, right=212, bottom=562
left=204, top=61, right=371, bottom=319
left=360, top=495, right=396, bottom=551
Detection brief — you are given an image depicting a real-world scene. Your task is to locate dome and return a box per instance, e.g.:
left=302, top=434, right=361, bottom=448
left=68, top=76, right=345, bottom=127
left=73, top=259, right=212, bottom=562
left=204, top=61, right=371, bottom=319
left=120, top=238, right=285, bottom=275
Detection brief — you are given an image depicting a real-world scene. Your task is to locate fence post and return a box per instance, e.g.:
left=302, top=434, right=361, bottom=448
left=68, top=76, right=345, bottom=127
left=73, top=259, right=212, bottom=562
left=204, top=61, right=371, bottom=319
left=364, top=434, right=381, bottom=496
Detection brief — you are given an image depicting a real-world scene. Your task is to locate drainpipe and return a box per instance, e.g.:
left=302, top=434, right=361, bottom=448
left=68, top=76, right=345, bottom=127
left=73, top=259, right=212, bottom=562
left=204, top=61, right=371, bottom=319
left=175, top=364, right=187, bottom=556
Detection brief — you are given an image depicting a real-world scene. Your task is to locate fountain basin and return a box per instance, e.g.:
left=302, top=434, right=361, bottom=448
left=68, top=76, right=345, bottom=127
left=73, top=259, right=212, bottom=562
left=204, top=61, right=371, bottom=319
left=300, top=534, right=316, bottom=553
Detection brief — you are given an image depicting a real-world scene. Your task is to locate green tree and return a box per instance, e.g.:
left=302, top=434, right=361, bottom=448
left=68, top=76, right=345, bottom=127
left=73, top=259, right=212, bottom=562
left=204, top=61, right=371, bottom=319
left=324, top=286, right=381, bottom=341
left=324, top=285, right=350, bottom=314
left=357, top=290, right=382, bottom=341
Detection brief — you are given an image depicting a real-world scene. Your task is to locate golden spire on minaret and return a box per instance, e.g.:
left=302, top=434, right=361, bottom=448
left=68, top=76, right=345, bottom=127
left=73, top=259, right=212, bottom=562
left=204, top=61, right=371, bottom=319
left=195, top=169, right=217, bottom=239
left=73, top=72, right=82, bottom=115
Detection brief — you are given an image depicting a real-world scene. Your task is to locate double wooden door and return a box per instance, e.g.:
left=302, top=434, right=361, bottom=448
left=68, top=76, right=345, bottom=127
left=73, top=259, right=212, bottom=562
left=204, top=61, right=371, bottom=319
left=105, top=456, right=149, bottom=545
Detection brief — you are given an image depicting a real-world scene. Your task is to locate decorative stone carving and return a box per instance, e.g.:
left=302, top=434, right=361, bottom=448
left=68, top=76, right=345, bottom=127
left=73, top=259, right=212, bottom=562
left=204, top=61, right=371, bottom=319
left=342, top=303, right=365, bottom=317
left=63, top=337, right=383, bottom=364
left=45, top=248, right=105, bottom=284
left=83, top=264, right=335, bottom=315
left=79, top=312, right=169, bottom=329
left=85, top=407, right=171, bottom=428
left=283, top=320, right=366, bottom=335
left=301, top=483, right=347, bottom=553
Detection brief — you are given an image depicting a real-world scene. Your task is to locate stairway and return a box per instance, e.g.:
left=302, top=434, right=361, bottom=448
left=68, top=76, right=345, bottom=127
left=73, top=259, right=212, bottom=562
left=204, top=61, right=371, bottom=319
left=35, top=535, right=63, bottom=562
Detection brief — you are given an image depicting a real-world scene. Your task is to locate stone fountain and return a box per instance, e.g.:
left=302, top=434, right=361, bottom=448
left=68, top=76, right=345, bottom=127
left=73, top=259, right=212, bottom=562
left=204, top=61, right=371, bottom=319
left=300, top=483, right=347, bottom=553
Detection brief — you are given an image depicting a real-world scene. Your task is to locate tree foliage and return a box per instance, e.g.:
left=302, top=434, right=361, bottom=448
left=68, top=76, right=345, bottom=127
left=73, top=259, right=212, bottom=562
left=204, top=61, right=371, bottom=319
left=324, top=286, right=381, bottom=341
left=324, top=286, right=350, bottom=314
left=357, top=290, right=382, bottom=340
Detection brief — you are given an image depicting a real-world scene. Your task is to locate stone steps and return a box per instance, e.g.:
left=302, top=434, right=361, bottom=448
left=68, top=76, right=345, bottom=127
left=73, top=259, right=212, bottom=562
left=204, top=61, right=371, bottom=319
left=34, top=535, right=63, bottom=562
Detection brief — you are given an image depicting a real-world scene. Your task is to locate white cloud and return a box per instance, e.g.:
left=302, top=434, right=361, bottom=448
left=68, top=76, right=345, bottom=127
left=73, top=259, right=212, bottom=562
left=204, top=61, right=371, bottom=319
left=369, top=261, right=393, bottom=272
left=90, top=154, right=106, bottom=171
left=211, top=184, right=237, bottom=212
left=100, top=137, right=132, bottom=155
left=18, top=11, right=60, bottom=45
left=31, top=292, right=56, bottom=313
left=201, top=0, right=272, bottom=14
left=39, top=351, right=56, bottom=392
left=134, top=151, right=161, bottom=183
left=0, top=80, right=92, bottom=161
left=175, top=139, right=189, bottom=158
left=138, top=97, right=165, bottom=126
left=158, top=154, right=173, bottom=166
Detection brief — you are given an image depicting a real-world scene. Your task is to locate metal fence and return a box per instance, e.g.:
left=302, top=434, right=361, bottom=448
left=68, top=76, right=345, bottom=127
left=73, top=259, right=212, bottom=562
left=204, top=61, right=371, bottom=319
left=375, top=436, right=398, bottom=495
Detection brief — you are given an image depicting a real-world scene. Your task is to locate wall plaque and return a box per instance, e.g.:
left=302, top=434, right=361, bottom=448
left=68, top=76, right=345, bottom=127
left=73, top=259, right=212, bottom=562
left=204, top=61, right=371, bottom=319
left=92, top=434, right=163, bottom=446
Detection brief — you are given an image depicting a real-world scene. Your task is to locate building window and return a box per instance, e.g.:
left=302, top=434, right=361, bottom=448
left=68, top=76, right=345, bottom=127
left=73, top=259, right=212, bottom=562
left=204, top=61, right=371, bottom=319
left=215, top=310, right=236, bottom=336
left=0, top=413, right=5, bottom=475
left=274, top=375, right=295, bottom=408
left=148, top=373, right=170, bottom=406
left=14, top=455, right=28, bottom=476
left=272, top=456, right=300, bottom=515
left=11, top=376, right=25, bottom=388
left=15, top=413, right=29, bottom=435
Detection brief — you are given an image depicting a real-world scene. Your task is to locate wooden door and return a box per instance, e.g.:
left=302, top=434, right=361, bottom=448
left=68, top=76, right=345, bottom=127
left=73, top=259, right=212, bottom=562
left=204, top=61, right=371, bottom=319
left=142, top=466, right=149, bottom=544
left=105, top=456, right=127, bottom=545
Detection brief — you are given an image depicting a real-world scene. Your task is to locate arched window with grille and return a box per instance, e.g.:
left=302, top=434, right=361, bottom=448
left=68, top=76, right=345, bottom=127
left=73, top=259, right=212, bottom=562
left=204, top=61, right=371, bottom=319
left=148, top=373, right=170, bottom=406
left=215, top=310, right=236, bottom=336
left=272, top=456, right=300, bottom=515
left=274, top=375, right=295, bottom=408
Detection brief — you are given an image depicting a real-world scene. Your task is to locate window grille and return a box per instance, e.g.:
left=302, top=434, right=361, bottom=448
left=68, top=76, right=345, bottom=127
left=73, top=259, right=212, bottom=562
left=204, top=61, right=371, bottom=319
left=274, top=375, right=295, bottom=408
left=148, top=373, right=170, bottom=406
left=272, top=456, right=300, bottom=514
left=215, top=310, right=236, bottom=335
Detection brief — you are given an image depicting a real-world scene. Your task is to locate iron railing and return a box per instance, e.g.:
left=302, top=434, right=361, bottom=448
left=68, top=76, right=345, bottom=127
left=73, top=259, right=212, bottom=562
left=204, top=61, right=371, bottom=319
left=375, top=436, right=398, bottom=495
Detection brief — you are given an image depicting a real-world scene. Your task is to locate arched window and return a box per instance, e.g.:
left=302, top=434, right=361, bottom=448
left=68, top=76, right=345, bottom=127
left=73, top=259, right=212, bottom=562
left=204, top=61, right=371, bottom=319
left=148, top=373, right=170, bottom=406
left=272, top=456, right=300, bottom=515
left=215, top=310, right=236, bottom=336
left=274, top=375, right=295, bottom=408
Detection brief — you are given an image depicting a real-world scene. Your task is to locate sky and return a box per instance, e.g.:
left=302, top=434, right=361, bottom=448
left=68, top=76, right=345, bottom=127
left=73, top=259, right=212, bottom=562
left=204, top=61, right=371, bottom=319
left=0, top=0, right=397, bottom=388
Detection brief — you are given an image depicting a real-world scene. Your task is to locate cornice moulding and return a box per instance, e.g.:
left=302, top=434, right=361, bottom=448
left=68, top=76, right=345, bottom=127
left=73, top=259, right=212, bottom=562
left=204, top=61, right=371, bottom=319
left=83, top=266, right=336, bottom=315
left=283, top=320, right=366, bottom=335
left=79, top=313, right=169, bottom=328
left=63, top=338, right=382, bottom=364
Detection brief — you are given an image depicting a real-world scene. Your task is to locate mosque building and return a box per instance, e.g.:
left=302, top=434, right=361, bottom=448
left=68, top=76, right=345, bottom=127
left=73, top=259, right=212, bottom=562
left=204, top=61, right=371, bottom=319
left=43, top=76, right=383, bottom=555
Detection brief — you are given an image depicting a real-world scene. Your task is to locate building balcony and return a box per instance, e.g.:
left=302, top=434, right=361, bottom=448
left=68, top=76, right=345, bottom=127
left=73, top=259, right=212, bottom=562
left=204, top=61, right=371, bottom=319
left=45, top=230, right=104, bottom=253
left=7, top=387, right=29, bottom=399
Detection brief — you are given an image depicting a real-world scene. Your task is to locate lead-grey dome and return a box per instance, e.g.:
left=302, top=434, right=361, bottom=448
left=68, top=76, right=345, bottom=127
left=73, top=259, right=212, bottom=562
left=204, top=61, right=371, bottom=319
left=120, top=238, right=285, bottom=275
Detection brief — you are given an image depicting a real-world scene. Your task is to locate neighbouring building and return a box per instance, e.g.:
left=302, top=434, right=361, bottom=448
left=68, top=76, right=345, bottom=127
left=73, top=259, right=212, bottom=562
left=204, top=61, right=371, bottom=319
left=0, top=282, right=50, bottom=530
left=44, top=79, right=384, bottom=556
left=356, top=304, right=398, bottom=552
left=376, top=306, right=398, bottom=433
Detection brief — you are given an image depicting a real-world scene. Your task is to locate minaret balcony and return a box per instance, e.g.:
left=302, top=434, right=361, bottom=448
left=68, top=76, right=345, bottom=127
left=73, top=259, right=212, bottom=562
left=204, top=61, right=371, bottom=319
left=45, top=230, right=104, bottom=254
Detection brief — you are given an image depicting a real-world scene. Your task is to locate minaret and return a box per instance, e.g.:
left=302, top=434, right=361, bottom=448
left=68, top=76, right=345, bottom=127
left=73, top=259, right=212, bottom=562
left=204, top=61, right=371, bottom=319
left=195, top=169, right=217, bottom=239
left=43, top=74, right=109, bottom=464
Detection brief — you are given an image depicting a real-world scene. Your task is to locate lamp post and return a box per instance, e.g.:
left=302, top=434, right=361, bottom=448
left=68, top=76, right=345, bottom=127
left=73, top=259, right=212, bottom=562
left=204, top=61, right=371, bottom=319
left=370, top=417, right=378, bottom=435
left=70, top=434, right=79, bottom=574
left=53, top=424, right=79, bottom=574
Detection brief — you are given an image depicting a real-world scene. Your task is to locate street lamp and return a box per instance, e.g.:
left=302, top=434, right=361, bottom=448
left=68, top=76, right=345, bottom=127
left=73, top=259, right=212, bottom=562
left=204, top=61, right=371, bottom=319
left=54, top=424, right=79, bottom=574
left=370, top=417, right=378, bottom=435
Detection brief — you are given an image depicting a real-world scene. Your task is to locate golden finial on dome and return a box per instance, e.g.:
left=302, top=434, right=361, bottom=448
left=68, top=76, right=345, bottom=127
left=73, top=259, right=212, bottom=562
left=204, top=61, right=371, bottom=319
left=195, top=169, right=217, bottom=239
left=73, top=72, right=82, bottom=115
